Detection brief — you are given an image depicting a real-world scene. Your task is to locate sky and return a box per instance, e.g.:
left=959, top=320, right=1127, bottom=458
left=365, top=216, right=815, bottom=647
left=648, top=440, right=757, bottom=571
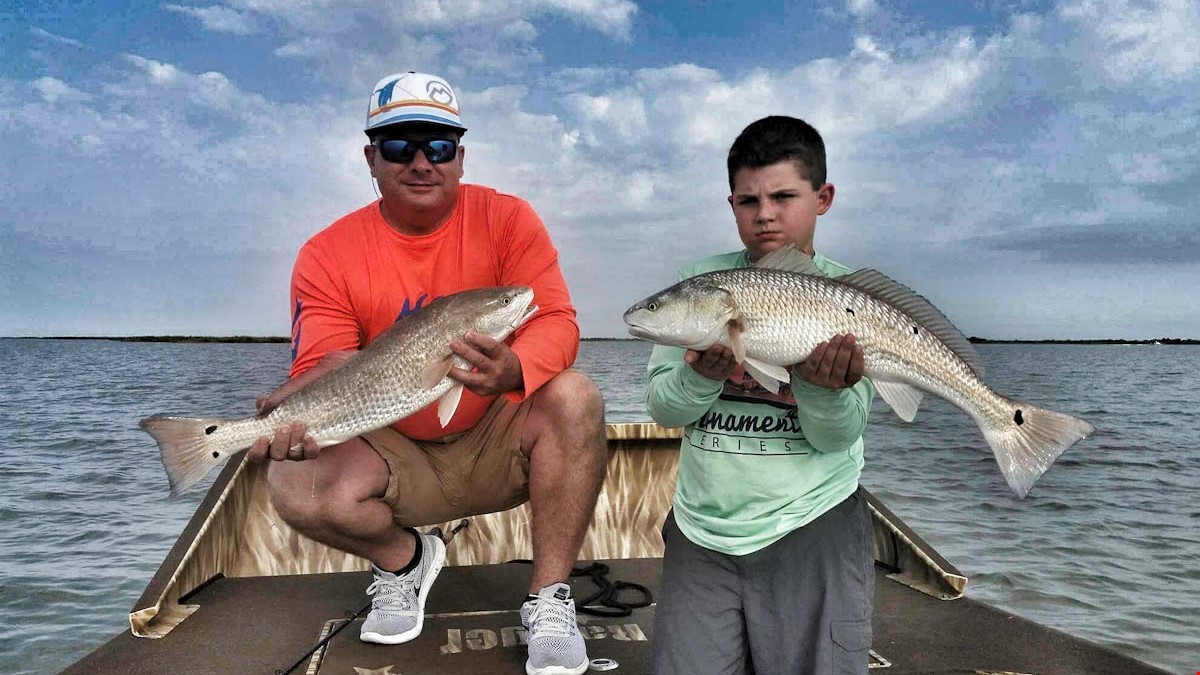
left=2, top=0, right=1198, bottom=340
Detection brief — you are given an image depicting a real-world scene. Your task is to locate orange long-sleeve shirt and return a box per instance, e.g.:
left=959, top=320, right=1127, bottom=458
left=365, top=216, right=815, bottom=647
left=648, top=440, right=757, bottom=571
left=288, top=184, right=579, bottom=440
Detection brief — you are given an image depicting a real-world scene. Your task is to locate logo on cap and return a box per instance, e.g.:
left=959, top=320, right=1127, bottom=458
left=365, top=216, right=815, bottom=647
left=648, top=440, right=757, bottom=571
left=426, top=80, right=454, bottom=106
left=375, top=79, right=400, bottom=108
left=366, top=71, right=465, bottom=132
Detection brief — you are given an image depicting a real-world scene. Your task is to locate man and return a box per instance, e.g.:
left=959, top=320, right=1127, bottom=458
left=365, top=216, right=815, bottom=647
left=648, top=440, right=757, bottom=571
left=250, top=71, right=606, bottom=675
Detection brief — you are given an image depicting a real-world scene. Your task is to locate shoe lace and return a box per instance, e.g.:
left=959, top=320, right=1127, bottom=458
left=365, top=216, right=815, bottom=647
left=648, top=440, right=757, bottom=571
left=527, top=597, right=577, bottom=639
left=366, top=573, right=418, bottom=613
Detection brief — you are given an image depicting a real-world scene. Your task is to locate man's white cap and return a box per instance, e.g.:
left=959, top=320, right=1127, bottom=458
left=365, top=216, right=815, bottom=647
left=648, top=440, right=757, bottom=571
left=365, top=71, right=467, bottom=134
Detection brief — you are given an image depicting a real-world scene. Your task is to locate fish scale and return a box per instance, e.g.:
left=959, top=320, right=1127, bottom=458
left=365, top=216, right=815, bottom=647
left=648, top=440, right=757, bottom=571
left=712, top=267, right=974, bottom=391
left=141, top=286, right=537, bottom=496
left=623, top=248, right=1094, bottom=499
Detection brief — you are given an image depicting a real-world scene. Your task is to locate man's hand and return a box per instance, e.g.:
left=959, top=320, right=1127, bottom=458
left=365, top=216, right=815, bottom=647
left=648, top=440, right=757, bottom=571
left=247, top=349, right=354, bottom=463
left=248, top=420, right=320, bottom=463
left=685, top=343, right=739, bottom=382
left=448, top=332, right=524, bottom=396
left=792, top=334, right=864, bottom=390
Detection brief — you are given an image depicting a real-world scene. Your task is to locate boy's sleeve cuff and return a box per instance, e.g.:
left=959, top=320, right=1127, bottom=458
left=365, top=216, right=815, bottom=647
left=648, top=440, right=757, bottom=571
left=679, top=364, right=726, bottom=397
left=790, top=376, right=855, bottom=403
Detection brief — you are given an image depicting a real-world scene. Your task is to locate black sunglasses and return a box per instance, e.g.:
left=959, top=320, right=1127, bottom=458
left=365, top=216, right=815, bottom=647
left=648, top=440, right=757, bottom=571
left=373, top=138, right=459, bottom=164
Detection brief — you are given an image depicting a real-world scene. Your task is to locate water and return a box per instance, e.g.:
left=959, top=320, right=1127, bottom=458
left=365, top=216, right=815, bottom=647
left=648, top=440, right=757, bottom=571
left=1, top=339, right=1196, bottom=674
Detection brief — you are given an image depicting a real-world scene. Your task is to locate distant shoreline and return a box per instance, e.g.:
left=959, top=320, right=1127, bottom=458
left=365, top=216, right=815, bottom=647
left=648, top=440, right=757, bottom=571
left=7, top=336, right=1200, bottom=345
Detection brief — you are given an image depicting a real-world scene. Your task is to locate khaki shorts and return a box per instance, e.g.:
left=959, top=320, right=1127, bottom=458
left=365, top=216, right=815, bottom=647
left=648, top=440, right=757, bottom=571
left=362, top=395, right=533, bottom=527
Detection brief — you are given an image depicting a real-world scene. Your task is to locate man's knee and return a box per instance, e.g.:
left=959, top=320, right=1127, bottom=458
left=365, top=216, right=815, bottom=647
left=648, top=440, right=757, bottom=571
left=266, top=462, right=325, bottom=530
left=534, top=369, right=605, bottom=426
left=265, top=445, right=383, bottom=532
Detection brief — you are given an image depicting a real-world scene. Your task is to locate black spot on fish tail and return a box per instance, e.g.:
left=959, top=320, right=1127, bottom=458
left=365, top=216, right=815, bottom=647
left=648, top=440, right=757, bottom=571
left=1014, top=409, right=1024, bottom=426
left=913, top=326, right=919, bottom=335
left=205, top=425, right=218, bottom=435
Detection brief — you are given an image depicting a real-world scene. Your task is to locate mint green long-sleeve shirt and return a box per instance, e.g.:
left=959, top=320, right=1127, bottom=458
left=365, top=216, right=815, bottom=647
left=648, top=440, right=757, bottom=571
left=645, top=249, right=875, bottom=555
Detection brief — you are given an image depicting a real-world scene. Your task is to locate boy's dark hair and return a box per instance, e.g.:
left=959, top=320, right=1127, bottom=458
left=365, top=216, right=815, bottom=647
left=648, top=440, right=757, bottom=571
left=727, top=115, right=827, bottom=191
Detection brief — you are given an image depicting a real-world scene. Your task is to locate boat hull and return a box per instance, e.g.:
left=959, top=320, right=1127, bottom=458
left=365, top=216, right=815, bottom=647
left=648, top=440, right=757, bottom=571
left=60, top=423, right=1167, bottom=675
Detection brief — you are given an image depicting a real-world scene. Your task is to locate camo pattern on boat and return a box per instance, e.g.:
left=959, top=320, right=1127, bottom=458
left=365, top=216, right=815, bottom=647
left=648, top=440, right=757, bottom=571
left=129, top=422, right=965, bottom=638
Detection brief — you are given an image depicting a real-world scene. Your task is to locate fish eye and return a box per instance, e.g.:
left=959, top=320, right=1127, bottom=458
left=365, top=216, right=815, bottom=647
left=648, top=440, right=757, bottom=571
left=647, top=302, right=658, bottom=311
left=502, top=296, right=511, bottom=305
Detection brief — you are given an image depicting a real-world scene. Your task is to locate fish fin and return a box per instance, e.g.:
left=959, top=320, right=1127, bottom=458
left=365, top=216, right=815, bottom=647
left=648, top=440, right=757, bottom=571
left=726, top=317, right=747, bottom=363
left=743, top=357, right=788, bottom=394
left=874, top=380, right=924, bottom=422
left=140, top=416, right=230, bottom=496
left=838, top=269, right=985, bottom=378
left=978, top=398, right=1095, bottom=499
left=420, top=355, right=454, bottom=389
left=438, top=382, right=464, bottom=428
left=753, top=244, right=827, bottom=276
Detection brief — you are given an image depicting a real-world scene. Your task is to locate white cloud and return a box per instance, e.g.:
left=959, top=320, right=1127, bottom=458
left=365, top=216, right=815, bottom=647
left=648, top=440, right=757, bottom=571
left=632, top=64, right=768, bottom=149
left=124, top=54, right=183, bottom=85
left=195, top=0, right=637, bottom=87
left=274, top=35, right=339, bottom=59
left=545, top=66, right=626, bottom=90
left=847, top=0, right=878, bottom=19
left=543, top=0, right=639, bottom=39
left=165, top=4, right=258, bottom=35
left=29, top=27, right=84, bottom=47
left=791, top=31, right=992, bottom=137
left=564, top=89, right=649, bottom=143
left=1111, top=152, right=1174, bottom=185
left=1029, top=96, right=1199, bottom=193
left=2, top=57, right=366, bottom=250
left=501, top=19, right=538, bottom=41
left=1059, top=0, right=1200, bottom=85
left=322, top=0, right=637, bottom=38
left=32, top=77, right=89, bottom=103
left=6, top=2, right=1200, bottom=338
left=851, top=35, right=891, bottom=62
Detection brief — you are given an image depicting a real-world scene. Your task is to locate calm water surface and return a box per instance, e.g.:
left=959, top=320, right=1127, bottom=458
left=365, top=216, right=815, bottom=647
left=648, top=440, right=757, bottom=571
left=0, top=339, right=1196, bottom=674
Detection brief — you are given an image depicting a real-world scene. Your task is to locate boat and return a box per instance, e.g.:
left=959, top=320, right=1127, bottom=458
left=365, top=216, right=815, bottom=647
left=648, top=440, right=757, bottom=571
left=62, top=422, right=1167, bottom=674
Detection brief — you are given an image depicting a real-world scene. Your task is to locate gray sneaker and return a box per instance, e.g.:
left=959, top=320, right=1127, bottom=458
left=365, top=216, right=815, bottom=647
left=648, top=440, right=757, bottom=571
left=360, top=531, right=446, bottom=644
left=520, top=582, right=588, bottom=675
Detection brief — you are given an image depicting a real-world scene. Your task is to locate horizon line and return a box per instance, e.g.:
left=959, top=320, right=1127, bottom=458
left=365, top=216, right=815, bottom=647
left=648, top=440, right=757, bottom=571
left=4, top=335, right=1199, bottom=345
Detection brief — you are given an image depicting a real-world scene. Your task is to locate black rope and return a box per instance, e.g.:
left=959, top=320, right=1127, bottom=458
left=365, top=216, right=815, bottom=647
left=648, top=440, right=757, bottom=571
left=275, top=598, right=373, bottom=675
left=273, top=524, right=461, bottom=674
left=275, top=523, right=647, bottom=673
left=508, top=560, right=652, bottom=618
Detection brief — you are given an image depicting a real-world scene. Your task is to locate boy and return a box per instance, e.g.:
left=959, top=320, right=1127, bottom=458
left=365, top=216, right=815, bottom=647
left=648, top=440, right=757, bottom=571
left=645, top=115, right=876, bottom=674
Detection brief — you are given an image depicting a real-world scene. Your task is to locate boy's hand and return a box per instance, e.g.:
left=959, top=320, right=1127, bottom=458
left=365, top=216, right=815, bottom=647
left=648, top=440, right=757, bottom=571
left=685, top=344, right=739, bottom=382
left=793, top=334, right=864, bottom=390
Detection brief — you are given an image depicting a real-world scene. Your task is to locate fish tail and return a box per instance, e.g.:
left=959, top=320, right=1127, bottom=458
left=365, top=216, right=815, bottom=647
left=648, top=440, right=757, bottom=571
left=979, top=398, right=1095, bottom=499
left=140, top=416, right=233, bottom=496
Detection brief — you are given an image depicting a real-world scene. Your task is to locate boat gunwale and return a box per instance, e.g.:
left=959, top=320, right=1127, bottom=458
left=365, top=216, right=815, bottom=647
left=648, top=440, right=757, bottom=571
left=128, top=421, right=967, bottom=639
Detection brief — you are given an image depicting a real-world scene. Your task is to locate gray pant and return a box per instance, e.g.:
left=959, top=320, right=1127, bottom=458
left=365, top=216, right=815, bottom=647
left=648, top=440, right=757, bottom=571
left=652, top=489, right=875, bottom=675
